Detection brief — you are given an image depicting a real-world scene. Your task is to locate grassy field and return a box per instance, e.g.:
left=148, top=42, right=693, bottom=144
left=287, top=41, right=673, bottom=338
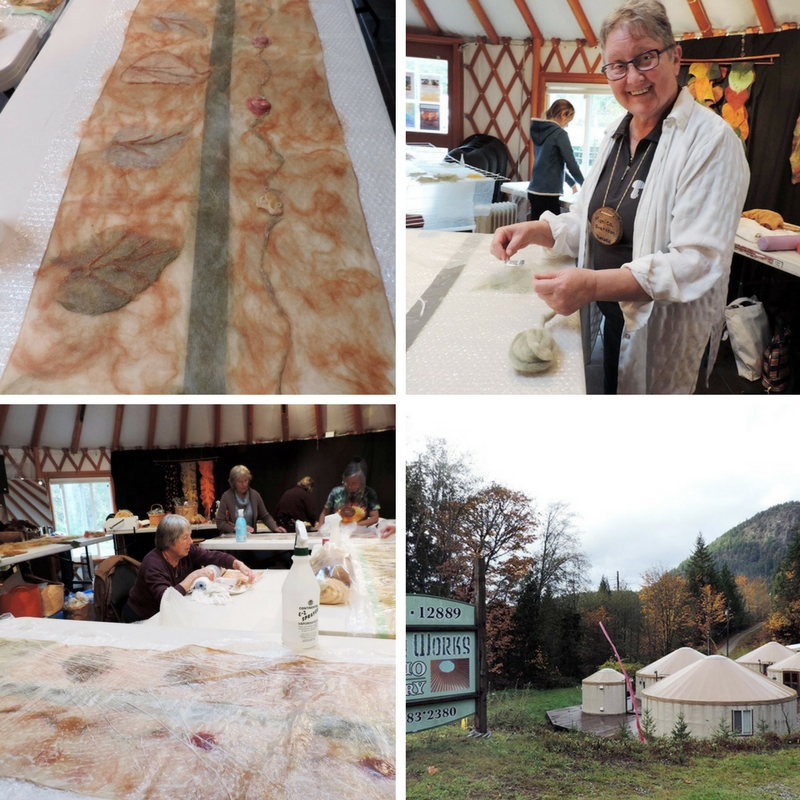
left=406, top=687, right=800, bottom=800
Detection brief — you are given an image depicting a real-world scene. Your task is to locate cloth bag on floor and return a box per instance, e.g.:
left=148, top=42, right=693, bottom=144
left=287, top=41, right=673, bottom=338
left=724, top=296, right=771, bottom=381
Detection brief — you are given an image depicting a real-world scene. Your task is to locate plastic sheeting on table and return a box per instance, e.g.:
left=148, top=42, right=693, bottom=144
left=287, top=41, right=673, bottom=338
left=406, top=145, right=495, bottom=231
left=0, top=615, right=395, bottom=800
left=0, top=0, right=394, bottom=380
left=346, top=538, right=395, bottom=639
left=406, top=229, right=586, bottom=394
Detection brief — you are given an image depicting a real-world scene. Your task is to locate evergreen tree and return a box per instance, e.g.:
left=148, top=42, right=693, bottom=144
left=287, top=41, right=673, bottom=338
left=684, top=534, right=720, bottom=597
left=598, top=575, right=612, bottom=596
left=717, top=562, right=747, bottom=629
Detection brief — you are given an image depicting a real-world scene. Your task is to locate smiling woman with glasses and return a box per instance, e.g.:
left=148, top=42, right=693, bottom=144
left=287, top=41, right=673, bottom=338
left=491, top=0, right=750, bottom=394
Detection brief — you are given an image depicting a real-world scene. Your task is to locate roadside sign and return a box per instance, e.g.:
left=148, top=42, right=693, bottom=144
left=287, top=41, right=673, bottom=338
left=406, top=594, right=480, bottom=732
left=405, top=698, right=478, bottom=733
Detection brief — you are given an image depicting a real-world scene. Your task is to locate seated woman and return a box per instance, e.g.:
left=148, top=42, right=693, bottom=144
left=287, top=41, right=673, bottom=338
left=124, top=514, right=253, bottom=622
left=317, top=456, right=380, bottom=528
left=216, top=465, right=286, bottom=534
left=274, top=476, right=318, bottom=531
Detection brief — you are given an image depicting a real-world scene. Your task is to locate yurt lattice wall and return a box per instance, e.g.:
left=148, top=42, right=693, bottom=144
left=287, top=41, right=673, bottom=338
left=462, top=38, right=603, bottom=182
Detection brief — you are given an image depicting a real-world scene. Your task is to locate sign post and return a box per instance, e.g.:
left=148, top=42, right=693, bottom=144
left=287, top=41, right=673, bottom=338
left=406, top=561, right=487, bottom=735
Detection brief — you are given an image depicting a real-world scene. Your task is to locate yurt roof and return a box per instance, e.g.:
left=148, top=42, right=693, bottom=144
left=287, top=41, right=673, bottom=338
left=736, top=641, right=796, bottom=666
left=768, top=652, right=800, bottom=672
left=407, top=0, right=800, bottom=42
left=582, top=668, right=626, bottom=685
left=642, top=655, right=797, bottom=705
left=0, top=404, right=395, bottom=451
left=638, top=647, right=706, bottom=678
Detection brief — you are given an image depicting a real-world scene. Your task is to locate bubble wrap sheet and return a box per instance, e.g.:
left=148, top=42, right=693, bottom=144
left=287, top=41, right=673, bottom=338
left=346, top=536, right=396, bottom=639
left=406, top=230, right=587, bottom=394
left=0, top=615, right=395, bottom=800
left=0, top=0, right=394, bottom=380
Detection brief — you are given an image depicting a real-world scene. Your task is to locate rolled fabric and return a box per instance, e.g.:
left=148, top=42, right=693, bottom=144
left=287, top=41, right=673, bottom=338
left=758, top=234, right=800, bottom=251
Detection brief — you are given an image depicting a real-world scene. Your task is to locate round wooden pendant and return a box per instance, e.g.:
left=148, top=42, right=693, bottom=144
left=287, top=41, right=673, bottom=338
left=591, top=207, right=623, bottom=245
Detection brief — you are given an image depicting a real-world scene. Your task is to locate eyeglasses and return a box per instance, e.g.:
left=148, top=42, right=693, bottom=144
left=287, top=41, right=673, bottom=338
left=601, top=45, right=675, bottom=81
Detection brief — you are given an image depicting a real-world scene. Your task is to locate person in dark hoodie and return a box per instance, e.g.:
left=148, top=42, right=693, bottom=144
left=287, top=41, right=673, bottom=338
left=527, top=99, right=584, bottom=220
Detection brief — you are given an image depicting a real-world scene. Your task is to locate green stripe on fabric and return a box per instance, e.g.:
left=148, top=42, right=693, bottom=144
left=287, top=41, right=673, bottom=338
left=184, top=0, right=235, bottom=394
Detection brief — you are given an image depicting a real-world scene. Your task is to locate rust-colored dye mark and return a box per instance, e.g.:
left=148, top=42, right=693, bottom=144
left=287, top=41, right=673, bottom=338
left=121, top=51, right=212, bottom=84
left=190, top=731, right=218, bottom=750
left=358, top=757, right=395, bottom=778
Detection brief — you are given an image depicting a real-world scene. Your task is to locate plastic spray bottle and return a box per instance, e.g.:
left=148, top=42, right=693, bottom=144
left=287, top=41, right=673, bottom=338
left=281, top=521, right=320, bottom=649
left=235, top=509, right=247, bottom=543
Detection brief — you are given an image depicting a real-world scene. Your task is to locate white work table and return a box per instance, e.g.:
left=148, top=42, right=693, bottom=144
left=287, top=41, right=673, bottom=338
left=153, top=535, right=395, bottom=639
left=0, top=541, right=72, bottom=569
left=734, top=235, right=800, bottom=279
left=406, top=229, right=585, bottom=394
left=200, top=533, right=323, bottom=552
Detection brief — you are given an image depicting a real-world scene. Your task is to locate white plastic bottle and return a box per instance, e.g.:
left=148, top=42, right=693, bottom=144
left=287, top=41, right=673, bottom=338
left=281, top=524, right=320, bottom=649
left=235, top=509, right=247, bottom=543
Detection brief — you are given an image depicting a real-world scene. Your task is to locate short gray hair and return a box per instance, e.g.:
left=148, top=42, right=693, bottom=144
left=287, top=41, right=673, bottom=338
left=155, top=514, right=191, bottom=550
left=599, top=0, right=676, bottom=52
left=228, top=465, right=252, bottom=488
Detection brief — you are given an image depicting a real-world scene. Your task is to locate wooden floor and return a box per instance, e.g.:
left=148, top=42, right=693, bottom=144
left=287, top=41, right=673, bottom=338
left=547, top=704, right=640, bottom=737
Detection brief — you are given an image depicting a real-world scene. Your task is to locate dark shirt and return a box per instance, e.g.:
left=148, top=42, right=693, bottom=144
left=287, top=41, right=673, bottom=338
left=274, top=485, right=318, bottom=525
left=588, top=99, right=675, bottom=319
left=126, top=544, right=235, bottom=620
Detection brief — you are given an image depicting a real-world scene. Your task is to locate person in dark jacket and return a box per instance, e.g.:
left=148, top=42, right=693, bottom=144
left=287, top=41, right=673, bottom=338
left=124, top=514, right=252, bottom=622
left=274, top=476, right=318, bottom=530
left=527, top=99, right=584, bottom=220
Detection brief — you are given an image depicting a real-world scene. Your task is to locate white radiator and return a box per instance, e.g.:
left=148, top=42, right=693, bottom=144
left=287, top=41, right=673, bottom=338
left=475, top=201, right=518, bottom=233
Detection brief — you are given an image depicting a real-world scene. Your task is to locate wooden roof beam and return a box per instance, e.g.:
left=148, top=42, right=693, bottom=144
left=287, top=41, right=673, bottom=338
left=512, top=0, right=543, bottom=42
left=314, top=405, right=324, bottom=440
left=70, top=405, right=86, bottom=454
left=147, top=406, right=158, bottom=450
left=686, top=0, right=713, bottom=37
left=352, top=405, right=364, bottom=436
left=0, top=405, right=9, bottom=442
left=410, top=0, right=441, bottom=35
left=247, top=405, right=255, bottom=445
left=280, top=404, right=289, bottom=442
left=213, top=405, right=222, bottom=448
left=467, top=0, right=499, bottom=45
left=565, top=0, right=597, bottom=47
left=751, top=0, right=775, bottom=33
left=112, top=405, right=124, bottom=451
left=179, top=405, right=189, bottom=450
left=31, top=405, right=47, bottom=449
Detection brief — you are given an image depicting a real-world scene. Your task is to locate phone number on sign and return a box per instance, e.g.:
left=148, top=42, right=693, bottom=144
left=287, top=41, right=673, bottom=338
left=406, top=706, right=459, bottom=724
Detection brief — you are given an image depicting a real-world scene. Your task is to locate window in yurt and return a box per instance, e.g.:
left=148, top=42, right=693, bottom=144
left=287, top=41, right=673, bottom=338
left=731, top=710, right=753, bottom=736
left=783, top=671, right=800, bottom=692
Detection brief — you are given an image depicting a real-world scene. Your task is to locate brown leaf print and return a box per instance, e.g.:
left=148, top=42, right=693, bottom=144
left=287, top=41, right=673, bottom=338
left=149, top=12, right=209, bottom=37
left=54, top=230, right=181, bottom=316
left=104, top=125, right=193, bottom=169
left=121, top=52, right=211, bottom=85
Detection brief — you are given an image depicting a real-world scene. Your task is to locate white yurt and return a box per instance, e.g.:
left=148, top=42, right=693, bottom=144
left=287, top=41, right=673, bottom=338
left=736, top=642, right=796, bottom=675
left=636, top=648, right=706, bottom=697
left=582, top=668, right=627, bottom=715
left=641, top=655, right=798, bottom=738
left=766, top=652, right=800, bottom=693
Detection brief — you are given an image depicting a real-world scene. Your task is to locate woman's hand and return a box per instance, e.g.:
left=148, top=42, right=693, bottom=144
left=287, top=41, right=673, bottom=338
left=490, top=220, right=555, bottom=260
left=246, top=525, right=254, bottom=533
left=232, top=560, right=255, bottom=583
left=180, top=567, right=216, bottom=592
left=275, top=526, right=287, bottom=533
left=533, top=269, right=598, bottom=315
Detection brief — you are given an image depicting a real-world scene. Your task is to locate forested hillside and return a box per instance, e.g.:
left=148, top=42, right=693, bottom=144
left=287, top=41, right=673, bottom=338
left=677, top=502, right=800, bottom=581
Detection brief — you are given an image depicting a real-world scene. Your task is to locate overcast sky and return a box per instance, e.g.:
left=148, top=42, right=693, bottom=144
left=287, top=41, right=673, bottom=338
left=406, top=397, right=798, bottom=591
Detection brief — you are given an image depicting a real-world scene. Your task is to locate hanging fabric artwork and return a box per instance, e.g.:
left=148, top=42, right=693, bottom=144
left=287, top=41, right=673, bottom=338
left=198, top=460, right=215, bottom=518
left=180, top=461, right=198, bottom=508
left=686, top=62, right=754, bottom=144
left=161, top=462, right=181, bottom=513
left=791, top=113, right=800, bottom=185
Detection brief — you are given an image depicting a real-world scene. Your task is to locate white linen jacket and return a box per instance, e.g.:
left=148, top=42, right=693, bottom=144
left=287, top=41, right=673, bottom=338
left=542, top=87, right=750, bottom=394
